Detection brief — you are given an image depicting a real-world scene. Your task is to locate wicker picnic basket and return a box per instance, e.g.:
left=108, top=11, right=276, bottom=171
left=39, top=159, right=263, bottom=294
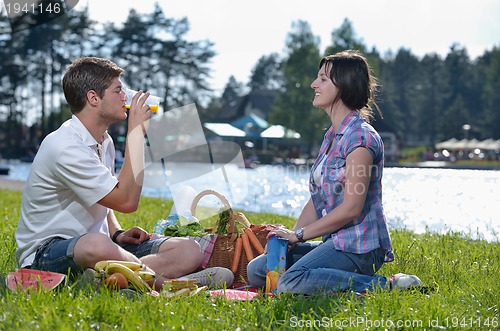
left=190, top=189, right=270, bottom=283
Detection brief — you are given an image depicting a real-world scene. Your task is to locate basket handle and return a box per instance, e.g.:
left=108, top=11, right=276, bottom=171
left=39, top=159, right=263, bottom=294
left=190, top=189, right=237, bottom=238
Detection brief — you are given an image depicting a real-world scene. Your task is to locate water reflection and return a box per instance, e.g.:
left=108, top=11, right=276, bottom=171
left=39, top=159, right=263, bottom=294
left=382, top=167, right=499, bottom=242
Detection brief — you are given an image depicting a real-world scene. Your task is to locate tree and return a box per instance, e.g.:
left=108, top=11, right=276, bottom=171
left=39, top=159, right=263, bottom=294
left=477, top=47, right=500, bottom=139
left=324, top=18, right=366, bottom=55
left=441, top=44, right=476, bottom=137
left=20, top=20, right=63, bottom=140
left=202, top=75, right=245, bottom=122
left=110, top=9, right=157, bottom=92
left=438, top=96, right=469, bottom=139
left=54, top=7, right=97, bottom=126
left=2, top=9, right=499, bottom=158
left=59, top=5, right=98, bottom=60
left=221, top=76, right=245, bottom=104
left=0, top=8, right=97, bottom=157
left=379, top=48, right=421, bottom=142
left=0, top=15, right=28, bottom=157
left=248, top=53, right=283, bottom=91
left=415, top=54, right=448, bottom=142
left=269, top=21, right=325, bottom=149
left=111, top=4, right=215, bottom=110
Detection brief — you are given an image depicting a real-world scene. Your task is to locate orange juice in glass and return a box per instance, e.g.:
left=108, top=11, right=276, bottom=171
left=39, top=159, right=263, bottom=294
left=124, top=88, right=160, bottom=113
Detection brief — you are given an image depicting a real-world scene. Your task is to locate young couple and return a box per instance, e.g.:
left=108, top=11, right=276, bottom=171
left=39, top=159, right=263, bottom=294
left=16, top=51, right=422, bottom=295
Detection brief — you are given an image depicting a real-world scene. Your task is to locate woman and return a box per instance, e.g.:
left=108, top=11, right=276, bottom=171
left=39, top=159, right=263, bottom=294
left=247, top=50, right=422, bottom=295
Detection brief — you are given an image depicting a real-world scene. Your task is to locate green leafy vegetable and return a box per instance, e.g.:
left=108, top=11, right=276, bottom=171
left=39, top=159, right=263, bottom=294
left=163, top=216, right=206, bottom=237
left=216, top=208, right=231, bottom=234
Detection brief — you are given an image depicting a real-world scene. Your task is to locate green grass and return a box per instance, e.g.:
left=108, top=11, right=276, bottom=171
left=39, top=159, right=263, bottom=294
left=1, top=188, right=499, bottom=330
left=400, top=145, right=429, bottom=163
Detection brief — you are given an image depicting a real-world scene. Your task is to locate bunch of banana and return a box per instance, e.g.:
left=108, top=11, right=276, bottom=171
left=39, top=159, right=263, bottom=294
left=94, top=260, right=155, bottom=293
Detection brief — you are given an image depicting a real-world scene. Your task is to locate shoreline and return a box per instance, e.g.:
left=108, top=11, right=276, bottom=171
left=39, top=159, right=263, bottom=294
left=386, top=161, right=500, bottom=171
left=0, top=178, right=25, bottom=191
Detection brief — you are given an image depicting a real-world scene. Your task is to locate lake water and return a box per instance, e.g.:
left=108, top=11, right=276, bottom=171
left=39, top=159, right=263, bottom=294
left=2, top=161, right=499, bottom=242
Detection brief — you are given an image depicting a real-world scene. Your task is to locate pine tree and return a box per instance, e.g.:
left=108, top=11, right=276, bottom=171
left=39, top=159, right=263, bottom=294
left=269, top=21, right=325, bottom=150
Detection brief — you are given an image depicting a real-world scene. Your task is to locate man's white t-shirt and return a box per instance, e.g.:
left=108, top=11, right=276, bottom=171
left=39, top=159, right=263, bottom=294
left=15, top=115, right=119, bottom=267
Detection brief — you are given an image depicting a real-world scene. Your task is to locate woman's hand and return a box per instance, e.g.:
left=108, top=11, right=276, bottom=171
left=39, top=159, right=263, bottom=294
left=268, top=227, right=299, bottom=245
left=115, top=226, right=150, bottom=245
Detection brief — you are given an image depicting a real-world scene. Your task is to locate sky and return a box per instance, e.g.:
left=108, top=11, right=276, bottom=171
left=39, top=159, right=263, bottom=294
left=73, top=0, right=499, bottom=95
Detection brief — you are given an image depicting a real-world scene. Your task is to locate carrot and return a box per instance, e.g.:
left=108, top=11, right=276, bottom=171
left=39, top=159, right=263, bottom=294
left=244, top=228, right=264, bottom=255
left=241, top=233, right=254, bottom=262
left=231, top=237, right=243, bottom=274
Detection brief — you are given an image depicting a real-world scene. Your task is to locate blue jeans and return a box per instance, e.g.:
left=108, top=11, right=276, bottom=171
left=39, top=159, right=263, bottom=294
left=31, top=235, right=169, bottom=277
left=247, top=238, right=389, bottom=295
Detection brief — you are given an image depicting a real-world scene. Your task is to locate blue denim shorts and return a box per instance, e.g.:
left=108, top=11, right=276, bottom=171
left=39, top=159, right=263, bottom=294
left=30, top=235, right=170, bottom=276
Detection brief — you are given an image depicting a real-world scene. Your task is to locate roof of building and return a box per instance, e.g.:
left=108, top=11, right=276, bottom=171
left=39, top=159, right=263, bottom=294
left=231, top=113, right=269, bottom=130
left=213, top=90, right=277, bottom=122
left=203, top=123, right=246, bottom=137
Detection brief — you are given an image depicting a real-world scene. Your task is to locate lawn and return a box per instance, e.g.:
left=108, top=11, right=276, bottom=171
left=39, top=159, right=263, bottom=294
left=1, top=188, right=498, bottom=330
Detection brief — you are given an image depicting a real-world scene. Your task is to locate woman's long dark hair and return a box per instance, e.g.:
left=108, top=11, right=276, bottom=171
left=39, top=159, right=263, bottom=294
left=319, top=50, right=382, bottom=121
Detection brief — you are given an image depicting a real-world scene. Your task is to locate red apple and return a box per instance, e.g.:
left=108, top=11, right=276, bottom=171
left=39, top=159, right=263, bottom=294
left=104, top=272, right=128, bottom=289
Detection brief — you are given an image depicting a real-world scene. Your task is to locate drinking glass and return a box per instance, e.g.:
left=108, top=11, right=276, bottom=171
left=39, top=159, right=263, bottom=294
left=124, top=88, right=160, bottom=113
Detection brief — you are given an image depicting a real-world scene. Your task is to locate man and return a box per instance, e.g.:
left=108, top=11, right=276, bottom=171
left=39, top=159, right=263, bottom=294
left=15, top=57, right=233, bottom=290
